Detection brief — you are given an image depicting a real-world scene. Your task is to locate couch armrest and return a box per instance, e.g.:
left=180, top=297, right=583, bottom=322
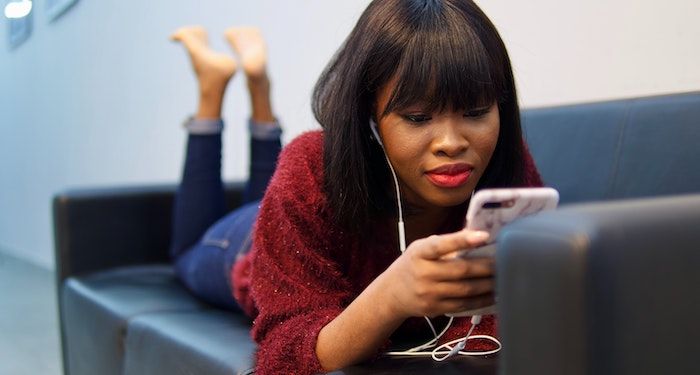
left=52, top=182, right=245, bottom=284
left=496, top=194, right=700, bottom=375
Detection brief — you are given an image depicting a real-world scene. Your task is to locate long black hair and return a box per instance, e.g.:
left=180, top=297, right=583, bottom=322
left=312, top=0, right=526, bottom=232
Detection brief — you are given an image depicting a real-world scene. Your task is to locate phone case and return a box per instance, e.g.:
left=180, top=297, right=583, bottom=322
left=466, top=187, right=560, bottom=243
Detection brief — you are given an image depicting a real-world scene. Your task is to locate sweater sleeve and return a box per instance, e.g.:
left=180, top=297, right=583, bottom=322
left=248, top=131, right=352, bottom=375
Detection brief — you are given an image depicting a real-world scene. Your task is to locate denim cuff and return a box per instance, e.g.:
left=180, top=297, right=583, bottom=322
left=249, top=119, right=282, bottom=141
left=183, top=116, right=224, bottom=135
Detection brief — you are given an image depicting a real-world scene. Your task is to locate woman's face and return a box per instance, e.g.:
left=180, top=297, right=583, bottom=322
left=374, top=81, right=500, bottom=210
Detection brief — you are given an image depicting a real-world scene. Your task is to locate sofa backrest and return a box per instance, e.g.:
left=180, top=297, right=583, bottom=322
left=521, top=92, right=700, bottom=205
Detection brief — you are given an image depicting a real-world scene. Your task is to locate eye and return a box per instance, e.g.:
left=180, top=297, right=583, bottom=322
left=402, top=114, right=431, bottom=124
left=464, top=108, right=491, bottom=119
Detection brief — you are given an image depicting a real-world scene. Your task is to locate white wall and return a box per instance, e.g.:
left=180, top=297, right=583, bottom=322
left=1, top=0, right=698, bottom=268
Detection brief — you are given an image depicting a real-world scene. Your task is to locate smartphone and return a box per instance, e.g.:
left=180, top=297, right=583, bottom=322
left=466, top=187, right=559, bottom=243
left=447, top=187, right=559, bottom=317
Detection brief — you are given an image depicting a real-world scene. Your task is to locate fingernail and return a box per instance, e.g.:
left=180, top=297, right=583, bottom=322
left=470, top=231, right=489, bottom=241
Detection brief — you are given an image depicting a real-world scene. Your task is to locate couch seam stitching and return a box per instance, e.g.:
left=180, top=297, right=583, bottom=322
left=606, top=99, right=634, bottom=199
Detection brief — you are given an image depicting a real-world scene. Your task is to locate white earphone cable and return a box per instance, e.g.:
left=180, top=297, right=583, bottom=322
left=369, top=120, right=405, bottom=252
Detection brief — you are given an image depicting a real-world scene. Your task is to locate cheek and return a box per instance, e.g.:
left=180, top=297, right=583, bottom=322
left=383, top=128, right=429, bottom=169
left=475, top=120, right=500, bottom=164
left=385, top=143, right=422, bottom=181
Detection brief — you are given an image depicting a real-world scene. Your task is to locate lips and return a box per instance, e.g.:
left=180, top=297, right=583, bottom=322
left=425, top=163, right=473, bottom=188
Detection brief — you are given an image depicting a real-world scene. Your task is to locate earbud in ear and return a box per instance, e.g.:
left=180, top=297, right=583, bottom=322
left=369, top=119, right=384, bottom=147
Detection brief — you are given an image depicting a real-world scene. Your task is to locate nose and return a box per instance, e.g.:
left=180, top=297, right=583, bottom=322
left=431, top=117, right=468, bottom=158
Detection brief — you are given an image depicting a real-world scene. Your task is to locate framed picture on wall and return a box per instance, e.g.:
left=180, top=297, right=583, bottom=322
left=46, top=0, right=78, bottom=21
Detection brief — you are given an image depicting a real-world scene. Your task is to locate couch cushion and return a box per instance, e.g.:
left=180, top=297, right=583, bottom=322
left=521, top=101, right=627, bottom=204
left=123, top=311, right=255, bottom=375
left=61, top=265, right=209, bottom=375
left=610, top=92, right=700, bottom=199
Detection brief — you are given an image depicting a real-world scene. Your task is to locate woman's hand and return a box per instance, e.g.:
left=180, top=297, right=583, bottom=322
left=316, top=228, right=493, bottom=370
left=380, top=228, right=496, bottom=318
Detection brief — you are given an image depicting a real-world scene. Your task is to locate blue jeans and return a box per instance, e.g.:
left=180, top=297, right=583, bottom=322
left=170, top=132, right=281, bottom=310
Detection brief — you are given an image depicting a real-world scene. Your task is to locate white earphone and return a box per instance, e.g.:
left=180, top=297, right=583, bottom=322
left=369, top=119, right=406, bottom=252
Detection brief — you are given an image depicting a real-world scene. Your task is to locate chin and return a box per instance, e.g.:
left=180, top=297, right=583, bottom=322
left=432, top=194, right=471, bottom=208
left=403, top=179, right=477, bottom=210
left=424, top=186, right=474, bottom=208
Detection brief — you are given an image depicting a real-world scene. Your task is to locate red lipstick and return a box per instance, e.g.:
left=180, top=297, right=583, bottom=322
left=425, top=163, right=473, bottom=188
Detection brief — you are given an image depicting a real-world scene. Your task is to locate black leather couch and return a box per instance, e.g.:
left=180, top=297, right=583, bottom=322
left=53, top=92, right=700, bottom=375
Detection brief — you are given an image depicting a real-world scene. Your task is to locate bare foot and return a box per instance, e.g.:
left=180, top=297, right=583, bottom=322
left=224, top=27, right=268, bottom=84
left=171, top=26, right=237, bottom=96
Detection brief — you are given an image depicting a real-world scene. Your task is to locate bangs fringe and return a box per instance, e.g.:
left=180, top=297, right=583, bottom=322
left=382, top=6, right=505, bottom=116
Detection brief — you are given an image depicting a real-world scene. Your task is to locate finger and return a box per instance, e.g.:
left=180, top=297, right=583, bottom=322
left=419, top=230, right=490, bottom=260
left=438, top=294, right=496, bottom=316
left=433, top=278, right=495, bottom=299
left=456, top=243, right=497, bottom=260
left=443, top=294, right=496, bottom=313
left=430, top=257, right=495, bottom=281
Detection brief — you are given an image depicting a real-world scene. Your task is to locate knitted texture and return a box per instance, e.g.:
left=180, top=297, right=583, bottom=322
left=232, top=130, right=543, bottom=374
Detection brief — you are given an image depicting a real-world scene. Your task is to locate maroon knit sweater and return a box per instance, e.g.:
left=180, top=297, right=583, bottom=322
left=232, top=130, right=543, bottom=374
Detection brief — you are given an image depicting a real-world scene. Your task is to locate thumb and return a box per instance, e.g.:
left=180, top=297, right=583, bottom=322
left=419, top=229, right=490, bottom=260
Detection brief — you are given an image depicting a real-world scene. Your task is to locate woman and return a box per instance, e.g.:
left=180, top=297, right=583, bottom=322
left=171, top=1, right=542, bottom=374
